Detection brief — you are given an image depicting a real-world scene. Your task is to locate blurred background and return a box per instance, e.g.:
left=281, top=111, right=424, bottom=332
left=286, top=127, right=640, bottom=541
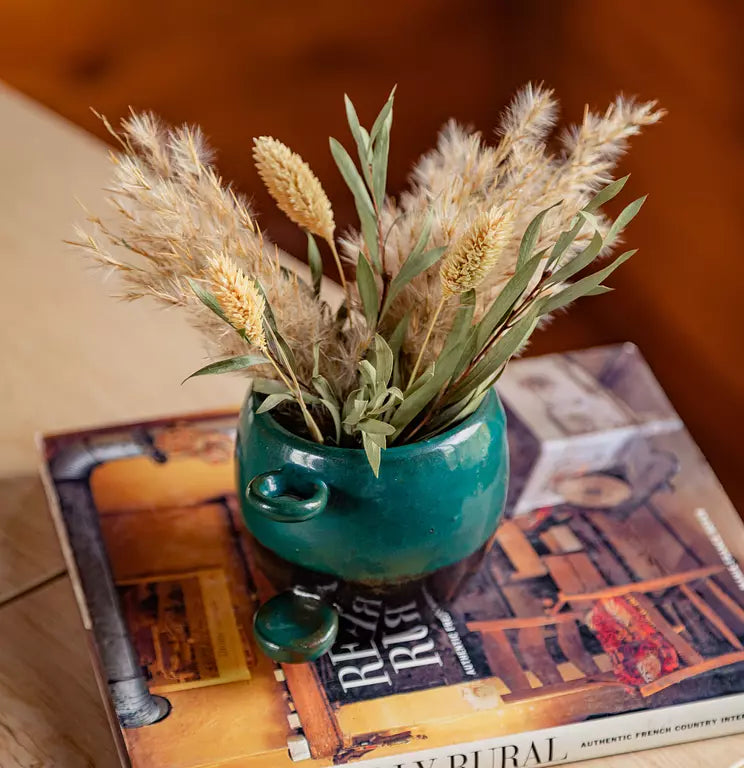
left=1, top=0, right=742, bottom=506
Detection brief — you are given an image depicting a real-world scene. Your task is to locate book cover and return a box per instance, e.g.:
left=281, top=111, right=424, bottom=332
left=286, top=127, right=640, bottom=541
left=40, top=344, right=744, bottom=767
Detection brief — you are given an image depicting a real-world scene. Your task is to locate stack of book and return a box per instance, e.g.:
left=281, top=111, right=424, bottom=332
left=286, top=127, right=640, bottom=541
left=40, top=344, right=744, bottom=767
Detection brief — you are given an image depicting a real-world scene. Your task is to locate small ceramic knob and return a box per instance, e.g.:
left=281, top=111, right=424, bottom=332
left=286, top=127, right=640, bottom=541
left=253, top=588, right=338, bottom=664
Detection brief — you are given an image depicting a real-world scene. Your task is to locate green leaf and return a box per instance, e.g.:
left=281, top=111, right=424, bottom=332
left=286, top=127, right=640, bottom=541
left=313, top=378, right=341, bottom=444
left=540, top=249, right=637, bottom=315
left=380, top=246, right=445, bottom=320
left=265, top=319, right=297, bottom=374
left=252, top=378, right=293, bottom=396
left=344, top=95, right=372, bottom=187
left=373, top=335, right=394, bottom=389
left=356, top=253, right=379, bottom=327
left=311, top=374, right=338, bottom=405
left=475, top=251, right=544, bottom=350
left=329, top=137, right=379, bottom=269
left=548, top=216, right=585, bottom=268
left=306, top=232, right=323, bottom=298
left=372, top=110, right=392, bottom=208
left=605, top=196, right=647, bottom=247
left=577, top=210, right=602, bottom=231
left=182, top=353, right=268, bottom=383
left=188, top=278, right=231, bottom=327
left=447, top=304, right=541, bottom=403
left=390, top=290, right=475, bottom=437
left=517, top=202, right=560, bottom=269
left=423, top=388, right=489, bottom=439
left=343, top=397, right=368, bottom=427
left=359, top=418, right=396, bottom=435
left=341, top=388, right=361, bottom=420
left=583, top=175, right=630, bottom=213
left=546, top=230, right=604, bottom=285
left=585, top=285, right=614, bottom=297
left=369, top=86, right=396, bottom=145
left=359, top=359, right=377, bottom=390
left=256, top=393, right=294, bottom=413
left=451, top=327, right=479, bottom=382
left=387, top=312, right=409, bottom=357
left=251, top=279, right=279, bottom=332
left=362, top=431, right=382, bottom=477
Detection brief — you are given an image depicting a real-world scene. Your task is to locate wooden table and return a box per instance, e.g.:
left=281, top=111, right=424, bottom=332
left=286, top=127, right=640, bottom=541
left=0, top=82, right=741, bottom=767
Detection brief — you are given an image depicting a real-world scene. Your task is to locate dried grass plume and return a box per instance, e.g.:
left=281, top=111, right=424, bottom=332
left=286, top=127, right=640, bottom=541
left=253, top=136, right=335, bottom=242
left=440, top=207, right=515, bottom=296
left=207, top=252, right=266, bottom=350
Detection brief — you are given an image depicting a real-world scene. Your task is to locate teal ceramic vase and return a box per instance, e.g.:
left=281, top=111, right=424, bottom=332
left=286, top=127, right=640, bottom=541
left=237, top=388, right=509, bottom=663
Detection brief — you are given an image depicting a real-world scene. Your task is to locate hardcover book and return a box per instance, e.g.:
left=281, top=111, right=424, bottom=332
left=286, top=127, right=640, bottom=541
left=40, top=344, right=744, bottom=767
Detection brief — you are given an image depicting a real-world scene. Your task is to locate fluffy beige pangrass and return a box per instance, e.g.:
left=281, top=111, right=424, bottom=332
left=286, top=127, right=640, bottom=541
left=72, top=86, right=662, bottom=419
left=349, top=85, right=663, bottom=372
left=71, top=111, right=333, bottom=384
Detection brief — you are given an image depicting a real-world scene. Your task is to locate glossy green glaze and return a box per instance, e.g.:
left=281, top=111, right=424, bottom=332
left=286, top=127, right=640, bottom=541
left=236, top=388, right=509, bottom=586
left=253, top=589, right=338, bottom=663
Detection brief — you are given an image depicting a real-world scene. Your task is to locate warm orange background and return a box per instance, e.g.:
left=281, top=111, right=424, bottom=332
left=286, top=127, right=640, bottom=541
left=1, top=0, right=741, bottom=507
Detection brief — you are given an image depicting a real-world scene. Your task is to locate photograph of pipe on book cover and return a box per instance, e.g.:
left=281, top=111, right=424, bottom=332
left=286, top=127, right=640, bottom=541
left=41, top=345, right=744, bottom=768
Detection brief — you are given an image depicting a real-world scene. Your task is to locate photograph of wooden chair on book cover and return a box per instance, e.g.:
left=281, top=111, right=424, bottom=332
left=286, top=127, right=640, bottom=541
left=43, top=344, right=744, bottom=768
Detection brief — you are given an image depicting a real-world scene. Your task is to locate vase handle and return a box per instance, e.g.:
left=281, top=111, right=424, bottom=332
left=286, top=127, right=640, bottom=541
left=246, top=466, right=328, bottom=523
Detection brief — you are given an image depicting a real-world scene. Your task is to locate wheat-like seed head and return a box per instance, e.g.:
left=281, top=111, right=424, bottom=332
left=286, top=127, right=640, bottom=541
left=253, top=136, right=335, bottom=241
left=207, top=252, right=266, bottom=349
left=440, top=207, right=515, bottom=296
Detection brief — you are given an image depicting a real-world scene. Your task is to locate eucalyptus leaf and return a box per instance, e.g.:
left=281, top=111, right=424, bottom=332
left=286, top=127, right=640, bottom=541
left=359, top=418, right=396, bottom=435
left=583, top=175, right=630, bottom=213
left=372, top=110, right=392, bottom=208
left=390, top=290, right=475, bottom=437
left=342, top=388, right=362, bottom=421
left=344, top=398, right=368, bottom=427
left=369, top=86, right=396, bottom=144
left=387, top=312, right=409, bottom=357
left=251, top=279, right=280, bottom=334
left=605, top=196, right=647, bottom=247
left=252, top=378, right=293, bottom=396
left=344, top=94, right=373, bottom=187
left=316, top=392, right=341, bottom=444
left=517, top=202, right=560, bottom=269
left=380, top=246, right=445, bottom=320
left=356, top=254, right=379, bottom=327
left=540, top=249, right=636, bottom=315
left=188, top=278, right=231, bottom=327
left=546, top=230, right=604, bottom=286
left=475, top=250, right=543, bottom=350
left=182, top=353, right=268, bottom=383
left=373, top=335, right=394, bottom=389
left=329, top=137, right=379, bottom=269
left=256, top=393, right=295, bottom=413
left=312, top=375, right=338, bottom=406
left=548, top=216, right=585, bottom=268
left=451, top=327, right=479, bottom=381
left=358, top=359, right=377, bottom=391
left=584, top=285, right=614, bottom=297
left=578, top=210, right=602, bottom=231
left=306, top=232, right=323, bottom=298
left=265, top=319, right=297, bottom=373
left=447, top=303, right=541, bottom=403
left=362, top=432, right=382, bottom=477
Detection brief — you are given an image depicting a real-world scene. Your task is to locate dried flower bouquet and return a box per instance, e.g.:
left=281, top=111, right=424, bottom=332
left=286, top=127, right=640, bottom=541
left=72, top=84, right=663, bottom=474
